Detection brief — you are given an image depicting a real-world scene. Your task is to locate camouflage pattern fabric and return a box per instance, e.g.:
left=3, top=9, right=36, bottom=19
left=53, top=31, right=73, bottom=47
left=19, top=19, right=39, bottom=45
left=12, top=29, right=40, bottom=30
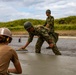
left=28, top=26, right=61, bottom=55
left=44, top=15, right=59, bottom=43
left=44, top=16, right=54, bottom=33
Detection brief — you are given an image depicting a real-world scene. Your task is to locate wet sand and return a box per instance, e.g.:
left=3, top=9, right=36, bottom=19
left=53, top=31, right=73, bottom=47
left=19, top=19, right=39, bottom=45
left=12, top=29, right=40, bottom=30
left=9, top=36, right=76, bottom=75
left=9, top=53, right=76, bottom=75
left=9, top=36, right=76, bottom=57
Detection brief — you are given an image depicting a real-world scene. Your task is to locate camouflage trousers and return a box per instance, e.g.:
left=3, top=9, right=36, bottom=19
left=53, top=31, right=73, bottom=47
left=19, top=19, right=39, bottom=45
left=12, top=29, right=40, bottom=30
left=49, top=32, right=59, bottom=43
left=35, top=36, right=61, bottom=55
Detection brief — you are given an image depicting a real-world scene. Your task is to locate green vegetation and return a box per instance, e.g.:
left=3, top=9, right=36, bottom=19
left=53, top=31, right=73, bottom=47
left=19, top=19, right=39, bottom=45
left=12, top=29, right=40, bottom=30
left=55, top=16, right=76, bottom=24
left=0, top=19, right=45, bottom=31
left=54, top=16, right=76, bottom=30
left=55, top=24, right=76, bottom=30
left=0, top=16, right=76, bottom=31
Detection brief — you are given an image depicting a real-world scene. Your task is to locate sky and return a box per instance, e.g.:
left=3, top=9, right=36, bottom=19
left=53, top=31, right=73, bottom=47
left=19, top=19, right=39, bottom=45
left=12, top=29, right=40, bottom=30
left=0, top=0, right=76, bottom=22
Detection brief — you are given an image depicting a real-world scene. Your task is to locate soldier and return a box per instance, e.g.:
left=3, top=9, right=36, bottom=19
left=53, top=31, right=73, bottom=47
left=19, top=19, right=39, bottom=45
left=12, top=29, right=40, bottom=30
left=44, top=9, right=59, bottom=49
left=0, top=28, right=22, bottom=75
left=19, top=22, right=61, bottom=55
left=44, top=9, right=54, bottom=33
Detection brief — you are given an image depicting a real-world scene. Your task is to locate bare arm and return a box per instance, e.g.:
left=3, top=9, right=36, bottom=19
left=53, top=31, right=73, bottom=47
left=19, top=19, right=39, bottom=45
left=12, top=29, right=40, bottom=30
left=19, top=41, right=30, bottom=50
left=8, top=50, right=22, bottom=74
left=19, top=33, right=34, bottom=50
left=8, top=60, right=22, bottom=74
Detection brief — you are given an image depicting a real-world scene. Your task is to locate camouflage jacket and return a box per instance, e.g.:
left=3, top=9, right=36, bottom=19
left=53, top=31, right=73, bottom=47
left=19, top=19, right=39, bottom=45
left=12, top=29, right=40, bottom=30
left=28, top=26, right=51, bottom=43
left=44, top=16, right=54, bottom=33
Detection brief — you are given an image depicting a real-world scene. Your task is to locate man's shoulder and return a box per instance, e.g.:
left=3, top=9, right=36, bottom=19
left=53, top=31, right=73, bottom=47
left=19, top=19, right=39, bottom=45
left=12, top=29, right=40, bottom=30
left=2, top=45, right=14, bottom=52
left=34, top=25, right=41, bottom=28
left=34, top=26, right=41, bottom=30
left=46, top=16, right=54, bottom=19
left=35, top=25, right=45, bottom=30
left=0, top=45, right=16, bottom=57
left=50, top=16, right=54, bottom=18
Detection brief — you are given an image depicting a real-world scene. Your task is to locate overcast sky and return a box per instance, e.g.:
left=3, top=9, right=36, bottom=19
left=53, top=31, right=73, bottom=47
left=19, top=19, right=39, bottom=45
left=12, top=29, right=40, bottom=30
left=0, top=0, right=76, bottom=22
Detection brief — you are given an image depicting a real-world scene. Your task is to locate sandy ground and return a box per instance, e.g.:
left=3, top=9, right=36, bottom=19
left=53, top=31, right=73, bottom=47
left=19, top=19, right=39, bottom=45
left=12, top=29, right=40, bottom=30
left=12, top=30, right=76, bottom=36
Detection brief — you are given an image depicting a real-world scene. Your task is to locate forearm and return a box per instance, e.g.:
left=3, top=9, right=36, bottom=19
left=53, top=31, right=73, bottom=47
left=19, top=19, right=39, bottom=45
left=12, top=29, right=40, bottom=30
left=19, top=41, right=30, bottom=50
left=24, top=41, right=30, bottom=48
left=8, top=68, right=18, bottom=74
left=8, top=61, right=22, bottom=74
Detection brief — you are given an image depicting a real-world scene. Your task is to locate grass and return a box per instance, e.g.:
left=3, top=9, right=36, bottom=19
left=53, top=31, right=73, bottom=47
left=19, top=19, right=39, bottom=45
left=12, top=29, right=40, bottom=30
left=0, top=16, right=76, bottom=35
left=54, top=24, right=76, bottom=30
left=7, top=24, right=76, bottom=31
left=0, top=24, right=75, bottom=31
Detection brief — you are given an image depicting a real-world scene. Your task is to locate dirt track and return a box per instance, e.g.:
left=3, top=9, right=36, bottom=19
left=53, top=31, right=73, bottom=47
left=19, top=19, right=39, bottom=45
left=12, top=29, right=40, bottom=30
left=12, top=30, right=76, bottom=36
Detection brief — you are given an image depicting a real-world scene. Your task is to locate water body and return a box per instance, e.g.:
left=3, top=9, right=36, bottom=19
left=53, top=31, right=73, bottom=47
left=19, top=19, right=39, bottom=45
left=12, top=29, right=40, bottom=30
left=9, top=37, right=76, bottom=57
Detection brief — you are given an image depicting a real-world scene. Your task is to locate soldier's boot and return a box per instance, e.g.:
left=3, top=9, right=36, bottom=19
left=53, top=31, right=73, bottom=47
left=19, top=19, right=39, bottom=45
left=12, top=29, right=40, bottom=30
left=35, top=49, right=41, bottom=53
left=46, top=46, right=51, bottom=49
left=52, top=45, right=61, bottom=55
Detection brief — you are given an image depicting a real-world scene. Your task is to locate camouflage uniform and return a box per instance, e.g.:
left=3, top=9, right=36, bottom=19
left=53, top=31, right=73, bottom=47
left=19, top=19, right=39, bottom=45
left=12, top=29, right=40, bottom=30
left=28, top=26, right=61, bottom=55
left=44, top=16, right=54, bottom=33
left=44, top=16, right=58, bottom=43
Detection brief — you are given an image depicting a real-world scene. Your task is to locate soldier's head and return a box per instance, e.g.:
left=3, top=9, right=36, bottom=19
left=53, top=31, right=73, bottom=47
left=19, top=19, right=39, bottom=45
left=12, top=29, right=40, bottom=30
left=46, top=9, right=51, bottom=16
left=0, top=28, right=12, bottom=44
left=24, top=22, right=34, bottom=32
